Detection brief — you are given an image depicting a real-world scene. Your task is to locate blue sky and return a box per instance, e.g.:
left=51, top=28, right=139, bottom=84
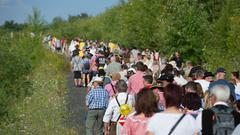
left=0, top=0, right=120, bottom=25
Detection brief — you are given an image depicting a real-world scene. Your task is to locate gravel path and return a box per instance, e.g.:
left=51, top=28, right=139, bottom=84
left=66, top=72, right=87, bottom=135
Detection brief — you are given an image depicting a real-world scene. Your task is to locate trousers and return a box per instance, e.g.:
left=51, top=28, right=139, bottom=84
left=86, top=109, right=105, bottom=135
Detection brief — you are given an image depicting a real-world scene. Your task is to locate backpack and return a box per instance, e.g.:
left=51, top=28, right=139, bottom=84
left=211, top=106, right=235, bottom=135
left=115, top=94, right=132, bottom=125
left=83, top=59, right=90, bottom=70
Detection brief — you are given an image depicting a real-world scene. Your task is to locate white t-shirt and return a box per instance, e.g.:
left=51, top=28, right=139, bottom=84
left=194, top=79, right=210, bottom=92
left=147, top=113, right=198, bottom=135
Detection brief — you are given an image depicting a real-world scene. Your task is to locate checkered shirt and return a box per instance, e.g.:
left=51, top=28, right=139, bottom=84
left=86, top=86, right=109, bottom=109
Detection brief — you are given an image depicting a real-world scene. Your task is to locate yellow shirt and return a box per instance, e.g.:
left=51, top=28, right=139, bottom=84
left=109, top=42, right=116, bottom=52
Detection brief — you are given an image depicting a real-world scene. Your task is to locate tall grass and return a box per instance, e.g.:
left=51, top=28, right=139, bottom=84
left=0, top=31, right=77, bottom=135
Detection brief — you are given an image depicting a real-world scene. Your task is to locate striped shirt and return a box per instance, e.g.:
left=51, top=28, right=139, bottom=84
left=86, top=86, right=109, bottom=109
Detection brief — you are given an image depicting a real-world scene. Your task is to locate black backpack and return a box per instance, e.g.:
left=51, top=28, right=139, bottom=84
left=211, top=106, right=235, bottom=135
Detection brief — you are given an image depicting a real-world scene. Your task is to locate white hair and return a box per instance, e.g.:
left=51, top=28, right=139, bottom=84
left=210, top=85, right=230, bottom=102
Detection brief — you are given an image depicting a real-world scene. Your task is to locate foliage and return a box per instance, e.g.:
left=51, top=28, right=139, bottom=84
left=0, top=52, right=75, bottom=135
left=47, top=0, right=240, bottom=71
left=0, top=32, right=42, bottom=122
left=27, top=7, right=46, bottom=32
left=1, top=20, right=27, bottom=31
left=0, top=30, right=76, bottom=134
left=203, top=0, right=240, bottom=72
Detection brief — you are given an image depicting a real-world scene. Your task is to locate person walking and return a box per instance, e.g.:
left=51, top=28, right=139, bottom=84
left=147, top=84, right=199, bottom=135
left=196, top=85, right=240, bottom=135
left=71, top=49, right=82, bottom=87
left=86, top=77, right=110, bottom=135
left=103, top=80, right=135, bottom=135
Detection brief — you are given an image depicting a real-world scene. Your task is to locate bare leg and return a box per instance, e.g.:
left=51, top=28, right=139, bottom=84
left=74, top=79, right=78, bottom=86
left=77, top=79, right=81, bottom=86
left=82, top=74, right=86, bottom=87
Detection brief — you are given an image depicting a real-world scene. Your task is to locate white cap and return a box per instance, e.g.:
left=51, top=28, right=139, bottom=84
left=93, top=77, right=103, bottom=82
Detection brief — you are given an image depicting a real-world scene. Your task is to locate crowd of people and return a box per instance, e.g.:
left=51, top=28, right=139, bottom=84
left=45, top=36, right=240, bottom=135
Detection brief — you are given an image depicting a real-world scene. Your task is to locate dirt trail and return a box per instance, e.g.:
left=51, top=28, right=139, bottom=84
left=66, top=72, right=87, bottom=135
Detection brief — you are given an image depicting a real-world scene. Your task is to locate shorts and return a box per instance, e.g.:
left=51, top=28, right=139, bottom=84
left=74, top=71, right=81, bottom=79
left=82, top=68, right=89, bottom=74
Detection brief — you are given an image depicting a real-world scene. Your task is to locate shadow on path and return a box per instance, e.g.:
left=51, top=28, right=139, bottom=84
left=66, top=72, right=87, bottom=135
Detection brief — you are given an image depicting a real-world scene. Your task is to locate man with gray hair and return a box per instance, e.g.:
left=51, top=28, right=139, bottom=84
left=194, top=70, right=210, bottom=92
left=196, top=85, right=240, bottom=135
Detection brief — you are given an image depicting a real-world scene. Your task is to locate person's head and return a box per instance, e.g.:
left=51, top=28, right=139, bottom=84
left=135, top=88, right=159, bottom=117
left=143, top=75, right=153, bottom=86
left=185, top=81, right=197, bottom=93
left=115, top=80, right=127, bottom=93
left=215, top=67, right=226, bottom=80
left=231, top=71, right=239, bottom=80
left=110, top=55, right=116, bottom=62
left=92, top=77, right=103, bottom=88
left=143, top=65, right=148, bottom=72
left=135, top=61, right=145, bottom=72
left=195, top=70, right=205, bottom=80
left=182, top=93, right=202, bottom=111
left=204, top=71, right=214, bottom=82
left=195, top=82, right=204, bottom=98
left=164, top=84, right=183, bottom=108
left=203, top=91, right=212, bottom=109
left=175, top=51, right=180, bottom=58
left=111, top=73, right=121, bottom=81
left=137, top=53, right=142, bottom=60
left=145, top=69, right=153, bottom=76
left=121, top=64, right=128, bottom=71
left=75, top=44, right=79, bottom=49
left=210, top=85, right=230, bottom=104
left=98, top=69, right=106, bottom=77
left=233, top=100, right=240, bottom=113
left=98, top=50, right=105, bottom=56
left=157, top=73, right=174, bottom=87
left=186, top=61, right=193, bottom=68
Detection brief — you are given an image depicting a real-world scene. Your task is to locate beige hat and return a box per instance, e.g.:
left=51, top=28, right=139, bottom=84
left=169, top=61, right=177, bottom=69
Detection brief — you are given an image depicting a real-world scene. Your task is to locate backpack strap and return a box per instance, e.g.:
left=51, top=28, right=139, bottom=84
left=168, top=114, right=186, bottom=135
left=125, top=94, right=129, bottom=104
left=115, top=95, right=121, bottom=121
left=110, top=83, right=116, bottom=94
left=115, top=95, right=120, bottom=107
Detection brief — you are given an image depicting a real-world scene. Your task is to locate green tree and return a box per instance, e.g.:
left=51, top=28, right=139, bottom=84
left=27, top=7, right=45, bottom=32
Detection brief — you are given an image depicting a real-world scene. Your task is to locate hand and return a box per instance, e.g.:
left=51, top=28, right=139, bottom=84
left=104, top=130, right=110, bottom=135
left=104, top=123, right=110, bottom=135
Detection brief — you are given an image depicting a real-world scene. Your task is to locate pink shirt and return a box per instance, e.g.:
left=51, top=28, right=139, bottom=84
left=104, top=81, right=117, bottom=97
left=153, top=89, right=165, bottom=108
left=127, top=71, right=144, bottom=94
left=90, top=55, right=97, bottom=71
left=121, top=115, right=150, bottom=135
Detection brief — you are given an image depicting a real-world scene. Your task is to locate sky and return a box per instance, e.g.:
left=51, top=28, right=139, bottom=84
left=0, top=0, right=121, bottom=25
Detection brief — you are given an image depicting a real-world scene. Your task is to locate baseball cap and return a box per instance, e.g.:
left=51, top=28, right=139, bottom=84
left=215, top=67, right=226, bottom=74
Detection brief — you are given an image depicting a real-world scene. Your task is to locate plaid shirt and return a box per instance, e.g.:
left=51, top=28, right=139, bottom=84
left=86, top=86, right=109, bottom=109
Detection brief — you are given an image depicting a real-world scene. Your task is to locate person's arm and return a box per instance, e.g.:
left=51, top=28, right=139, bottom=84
left=104, top=123, right=110, bottom=135
left=70, top=59, right=74, bottom=72
left=194, top=132, right=199, bottom=135
left=146, top=132, right=154, bottom=135
left=86, top=91, right=93, bottom=107
left=103, top=97, right=114, bottom=134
